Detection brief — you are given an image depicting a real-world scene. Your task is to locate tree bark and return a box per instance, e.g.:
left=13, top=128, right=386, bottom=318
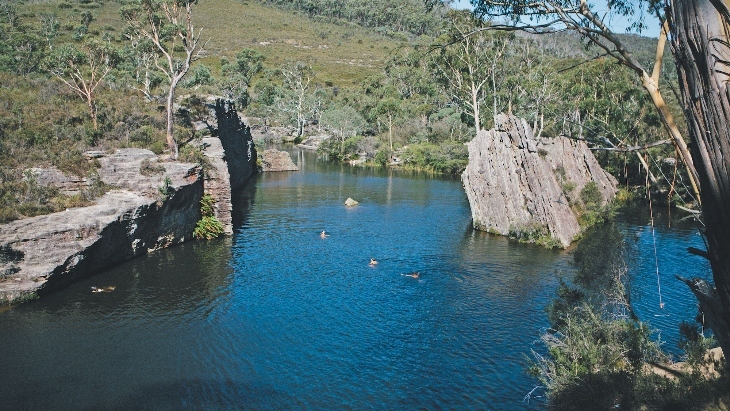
left=670, top=0, right=730, bottom=365
left=166, top=78, right=179, bottom=159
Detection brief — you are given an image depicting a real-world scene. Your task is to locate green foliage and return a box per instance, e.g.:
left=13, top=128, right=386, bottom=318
left=507, top=222, right=563, bottom=249
left=9, top=291, right=40, bottom=305
left=184, top=64, right=213, bottom=88
left=262, top=0, right=448, bottom=36
left=193, top=193, right=224, bottom=240
left=577, top=182, right=611, bottom=229
left=373, top=147, right=390, bottom=166
left=535, top=222, right=730, bottom=410
left=178, top=143, right=213, bottom=177
left=399, top=143, right=468, bottom=174
left=678, top=321, right=717, bottom=369
left=158, top=175, right=173, bottom=202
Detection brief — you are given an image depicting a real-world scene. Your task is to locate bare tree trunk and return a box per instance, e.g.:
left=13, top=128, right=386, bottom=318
left=166, top=79, right=179, bottom=159
left=388, top=113, right=393, bottom=151
left=671, top=0, right=730, bottom=365
left=87, top=97, right=97, bottom=131
left=471, top=82, right=481, bottom=133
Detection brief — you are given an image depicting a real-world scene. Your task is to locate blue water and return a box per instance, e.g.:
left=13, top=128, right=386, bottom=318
left=0, top=149, right=711, bottom=410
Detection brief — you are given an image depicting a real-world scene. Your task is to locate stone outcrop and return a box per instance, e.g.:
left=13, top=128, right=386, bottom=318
left=261, top=149, right=299, bottom=172
left=461, top=114, right=617, bottom=248
left=201, top=100, right=258, bottom=234
left=0, top=100, right=258, bottom=305
left=0, top=150, right=203, bottom=304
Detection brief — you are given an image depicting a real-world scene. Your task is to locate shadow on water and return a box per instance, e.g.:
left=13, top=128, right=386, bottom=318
left=0, top=239, right=239, bottom=411
left=231, top=178, right=258, bottom=229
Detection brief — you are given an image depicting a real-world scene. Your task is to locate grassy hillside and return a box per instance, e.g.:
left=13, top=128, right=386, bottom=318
left=21, top=0, right=406, bottom=87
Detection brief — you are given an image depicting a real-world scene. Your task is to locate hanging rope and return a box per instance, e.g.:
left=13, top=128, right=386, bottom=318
left=646, top=148, right=703, bottom=226
left=645, top=151, right=665, bottom=310
left=667, top=148, right=679, bottom=228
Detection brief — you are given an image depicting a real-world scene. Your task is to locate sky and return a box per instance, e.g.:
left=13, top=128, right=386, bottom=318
left=449, top=0, right=661, bottom=36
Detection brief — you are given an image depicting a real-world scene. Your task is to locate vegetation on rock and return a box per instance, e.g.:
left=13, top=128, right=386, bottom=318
left=193, top=193, right=223, bottom=240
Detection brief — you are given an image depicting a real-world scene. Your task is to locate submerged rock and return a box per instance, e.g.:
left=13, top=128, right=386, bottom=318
left=461, top=114, right=617, bottom=248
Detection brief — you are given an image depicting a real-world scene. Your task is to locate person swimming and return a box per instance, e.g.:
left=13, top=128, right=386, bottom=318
left=320, top=231, right=329, bottom=239
left=402, top=272, right=419, bottom=279
left=369, top=258, right=378, bottom=266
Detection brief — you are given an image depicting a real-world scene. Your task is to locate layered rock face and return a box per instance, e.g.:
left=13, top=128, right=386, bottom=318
left=203, top=100, right=258, bottom=234
left=461, top=114, right=617, bottom=248
left=0, top=101, right=259, bottom=304
left=0, top=150, right=203, bottom=304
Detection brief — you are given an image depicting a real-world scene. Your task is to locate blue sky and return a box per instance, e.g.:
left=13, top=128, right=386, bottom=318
left=450, top=0, right=661, bottom=36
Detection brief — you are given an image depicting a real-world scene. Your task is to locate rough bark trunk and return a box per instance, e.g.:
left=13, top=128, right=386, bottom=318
left=670, top=0, right=730, bottom=365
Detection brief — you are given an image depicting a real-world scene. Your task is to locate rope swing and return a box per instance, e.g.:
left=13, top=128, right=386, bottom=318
left=644, top=151, right=665, bottom=310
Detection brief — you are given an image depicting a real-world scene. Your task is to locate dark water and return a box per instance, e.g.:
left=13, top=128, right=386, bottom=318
left=0, top=149, right=711, bottom=410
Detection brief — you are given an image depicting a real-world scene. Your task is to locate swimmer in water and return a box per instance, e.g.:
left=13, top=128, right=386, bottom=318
left=402, top=272, right=420, bottom=279
left=369, top=258, right=378, bottom=266
left=320, top=231, right=329, bottom=239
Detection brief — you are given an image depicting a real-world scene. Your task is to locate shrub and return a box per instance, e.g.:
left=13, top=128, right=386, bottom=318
left=508, top=222, right=563, bottom=249
left=580, top=181, right=602, bottom=211
left=534, top=223, right=730, bottom=410
left=139, top=158, right=165, bottom=176
left=193, top=194, right=224, bottom=240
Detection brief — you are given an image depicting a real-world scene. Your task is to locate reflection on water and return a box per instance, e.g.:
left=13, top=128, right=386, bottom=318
left=0, top=148, right=711, bottom=410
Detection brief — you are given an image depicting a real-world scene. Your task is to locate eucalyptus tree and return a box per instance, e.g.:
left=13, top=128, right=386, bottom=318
left=431, top=10, right=511, bottom=133
left=38, top=13, right=59, bottom=51
left=124, top=35, right=162, bottom=101
left=321, top=105, right=366, bottom=156
left=219, top=48, right=265, bottom=108
left=376, top=98, right=402, bottom=151
left=279, top=61, right=315, bottom=138
left=46, top=40, right=118, bottom=131
left=121, top=0, right=206, bottom=159
left=465, top=0, right=730, bottom=367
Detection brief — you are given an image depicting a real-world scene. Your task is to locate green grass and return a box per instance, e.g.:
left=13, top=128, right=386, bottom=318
left=24, top=0, right=405, bottom=89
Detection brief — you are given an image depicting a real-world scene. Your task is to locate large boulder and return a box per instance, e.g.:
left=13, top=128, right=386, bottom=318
left=461, top=114, right=617, bottom=248
left=261, top=149, right=299, bottom=172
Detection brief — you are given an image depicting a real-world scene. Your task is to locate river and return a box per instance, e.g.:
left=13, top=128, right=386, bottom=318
left=0, top=148, right=712, bottom=410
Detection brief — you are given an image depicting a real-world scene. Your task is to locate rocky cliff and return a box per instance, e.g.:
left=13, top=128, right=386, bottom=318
left=461, top=114, right=617, bottom=248
left=0, top=150, right=202, bottom=304
left=202, top=100, right=258, bottom=234
left=0, top=101, right=258, bottom=305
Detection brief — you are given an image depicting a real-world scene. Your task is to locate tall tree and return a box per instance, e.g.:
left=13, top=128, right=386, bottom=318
left=670, top=2, right=730, bottom=366
left=279, top=61, right=314, bottom=138
left=122, top=0, right=206, bottom=159
left=469, top=0, right=730, bottom=366
left=431, top=10, right=510, bottom=133
left=46, top=40, right=117, bottom=131
left=376, top=98, right=402, bottom=151
left=321, top=105, right=366, bottom=156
